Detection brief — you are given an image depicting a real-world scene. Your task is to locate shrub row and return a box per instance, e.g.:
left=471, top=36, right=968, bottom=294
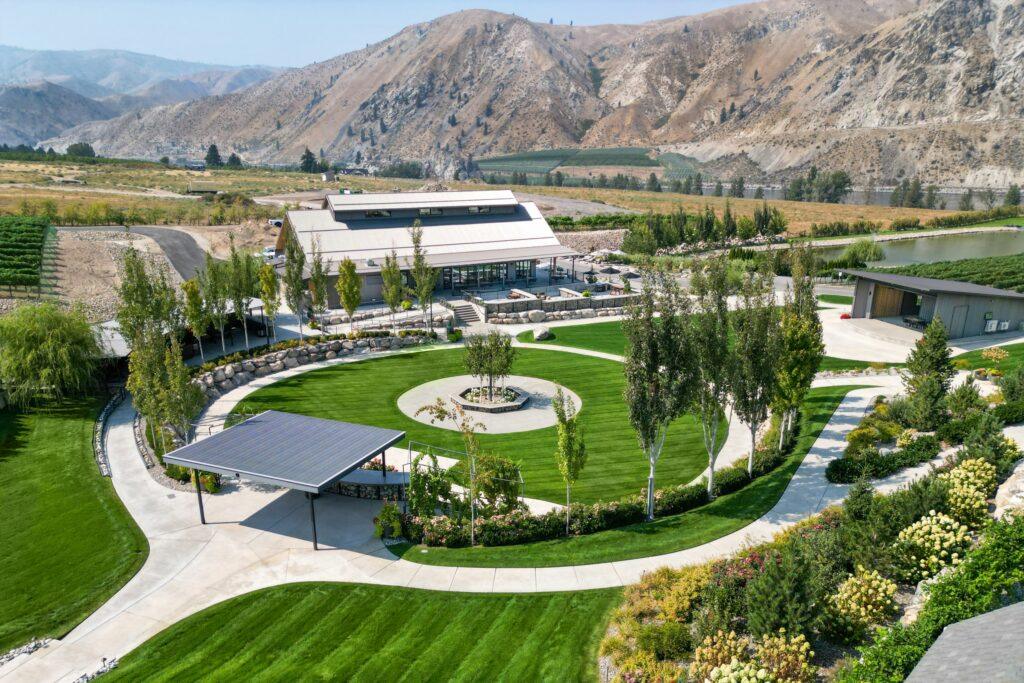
left=403, top=441, right=790, bottom=548
left=808, top=220, right=881, bottom=238
left=993, top=400, right=1024, bottom=425
left=826, top=435, right=941, bottom=483
left=923, top=204, right=1023, bottom=229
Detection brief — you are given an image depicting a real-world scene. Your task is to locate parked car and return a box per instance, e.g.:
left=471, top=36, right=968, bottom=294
left=268, top=218, right=283, bottom=228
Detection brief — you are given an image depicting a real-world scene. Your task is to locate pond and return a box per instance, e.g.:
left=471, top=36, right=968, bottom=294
left=815, top=229, right=1024, bottom=266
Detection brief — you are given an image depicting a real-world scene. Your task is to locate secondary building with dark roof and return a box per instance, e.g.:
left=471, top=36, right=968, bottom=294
left=281, top=190, right=578, bottom=306
left=843, top=269, right=1024, bottom=339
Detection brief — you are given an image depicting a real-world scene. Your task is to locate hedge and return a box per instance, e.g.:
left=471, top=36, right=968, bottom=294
left=993, top=400, right=1024, bottom=425
left=402, top=443, right=790, bottom=548
left=923, top=205, right=1023, bottom=229
left=826, top=435, right=941, bottom=484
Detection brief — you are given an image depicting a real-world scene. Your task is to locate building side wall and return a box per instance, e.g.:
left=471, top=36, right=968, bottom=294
left=852, top=279, right=873, bottom=318
left=932, top=294, right=1024, bottom=338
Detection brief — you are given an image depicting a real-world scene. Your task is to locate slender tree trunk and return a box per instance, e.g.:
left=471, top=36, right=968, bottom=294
left=219, top=325, right=226, bottom=354
left=749, top=425, right=758, bottom=477
left=647, top=457, right=657, bottom=521
left=242, top=316, right=250, bottom=350
left=706, top=419, right=720, bottom=497
left=196, top=334, right=205, bottom=362
left=566, top=483, right=571, bottom=535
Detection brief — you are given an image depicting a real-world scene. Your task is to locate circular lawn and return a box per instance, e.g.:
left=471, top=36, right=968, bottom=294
left=233, top=347, right=713, bottom=504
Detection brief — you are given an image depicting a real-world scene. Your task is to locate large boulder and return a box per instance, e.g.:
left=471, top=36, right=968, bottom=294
left=269, top=360, right=285, bottom=372
left=533, top=326, right=552, bottom=341
left=283, top=356, right=299, bottom=368
left=527, top=310, right=546, bottom=323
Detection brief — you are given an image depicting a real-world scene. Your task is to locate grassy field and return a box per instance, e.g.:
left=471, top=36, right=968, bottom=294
left=880, top=253, right=1024, bottom=293
left=817, top=294, right=853, bottom=305
left=390, top=384, right=861, bottom=567
left=0, top=400, right=148, bottom=651
left=106, top=583, right=619, bottom=682
left=489, top=184, right=951, bottom=233
left=517, top=320, right=890, bottom=371
left=232, top=348, right=716, bottom=504
left=0, top=158, right=952, bottom=234
left=955, top=342, right=1024, bottom=371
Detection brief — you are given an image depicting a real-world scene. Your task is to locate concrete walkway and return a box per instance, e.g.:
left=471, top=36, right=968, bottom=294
left=0, top=353, right=926, bottom=682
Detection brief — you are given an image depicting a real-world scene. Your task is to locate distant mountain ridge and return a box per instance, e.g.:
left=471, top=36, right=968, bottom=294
left=0, top=45, right=282, bottom=146
left=36, top=0, right=1024, bottom=185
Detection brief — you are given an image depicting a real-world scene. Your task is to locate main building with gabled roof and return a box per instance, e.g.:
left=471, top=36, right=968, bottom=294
left=281, top=189, right=578, bottom=306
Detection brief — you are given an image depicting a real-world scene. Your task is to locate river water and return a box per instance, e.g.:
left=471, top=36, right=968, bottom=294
left=814, top=229, right=1024, bottom=266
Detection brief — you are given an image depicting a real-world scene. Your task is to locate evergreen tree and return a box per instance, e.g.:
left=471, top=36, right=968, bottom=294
left=205, top=144, right=223, bottom=168
left=753, top=186, right=764, bottom=200
left=924, top=184, right=939, bottom=209
left=746, top=542, right=819, bottom=638
left=225, top=152, right=242, bottom=169
left=712, top=180, right=723, bottom=197
left=903, top=317, right=954, bottom=429
left=958, top=189, right=974, bottom=211
left=299, top=147, right=318, bottom=173
left=645, top=172, right=661, bottom=192
left=693, top=172, right=703, bottom=195
left=1004, top=183, right=1021, bottom=207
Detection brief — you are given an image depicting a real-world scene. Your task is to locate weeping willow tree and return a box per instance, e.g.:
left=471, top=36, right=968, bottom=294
left=0, top=303, right=100, bottom=405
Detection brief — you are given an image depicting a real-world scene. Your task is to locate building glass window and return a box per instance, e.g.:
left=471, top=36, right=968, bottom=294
left=514, top=260, right=534, bottom=280
left=364, top=210, right=391, bottom=218
left=418, top=207, right=443, bottom=216
left=467, top=206, right=491, bottom=215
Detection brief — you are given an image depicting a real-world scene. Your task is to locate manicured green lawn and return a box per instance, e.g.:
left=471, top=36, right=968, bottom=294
left=517, top=320, right=625, bottom=355
left=106, top=583, right=620, bottom=682
left=389, top=385, right=863, bottom=568
left=519, top=320, right=891, bottom=371
left=234, top=348, right=714, bottom=504
left=0, top=400, right=148, bottom=651
left=817, top=294, right=853, bottom=305
left=955, top=342, right=1024, bottom=371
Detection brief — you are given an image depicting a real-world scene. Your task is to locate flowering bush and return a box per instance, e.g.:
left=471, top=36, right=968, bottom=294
left=689, top=631, right=750, bottom=682
left=373, top=502, right=402, bottom=539
left=753, top=629, right=815, bottom=683
left=707, top=658, right=772, bottom=682
left=896, top=429, right=918, bottom=448
left=827, top=566, right=897, bottom=641
left=940, top=459, right=997, bottom=528
left=894, top=511, right=970, bottom=582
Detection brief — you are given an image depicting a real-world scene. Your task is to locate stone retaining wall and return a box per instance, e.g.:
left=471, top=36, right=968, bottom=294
left=487, top=307, right=625, bottom=325
left=194, top=334, right=435, bottom=404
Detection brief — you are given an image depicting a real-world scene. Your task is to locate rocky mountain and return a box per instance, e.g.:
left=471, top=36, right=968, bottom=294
left=0, top=81, right=115, bottom=146
left=100, top=67, right=283, bottom=115
left=41, top=0, right=1024, bottom=184
left=0, top=45, right=237, bottom=93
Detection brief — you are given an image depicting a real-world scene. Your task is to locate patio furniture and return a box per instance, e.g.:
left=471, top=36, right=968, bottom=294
left=902, top=315, right=928, bottom=328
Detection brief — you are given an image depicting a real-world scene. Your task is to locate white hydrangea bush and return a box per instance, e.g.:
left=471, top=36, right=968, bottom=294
left=894, top=511, right=970, bottom=582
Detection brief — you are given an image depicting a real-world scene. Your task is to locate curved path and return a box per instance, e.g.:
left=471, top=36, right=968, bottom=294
left=0, top=347, right=920, bottom=682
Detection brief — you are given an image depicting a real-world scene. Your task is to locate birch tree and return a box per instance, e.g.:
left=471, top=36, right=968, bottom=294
left=308, top=236, right=330, bottom=332
left=623, top=268, right=696, bottom=520
left=409, top=221, right=438, bottom=332
left=553, top=387, right=587, bottom=534
left=199, top=253, right=229, bottom=353
left=380, top=249, right=404, bottom=331
left=258, top=263, right=280, bottom=340
left=283, top=227, right=307, bottom=341
left=159, top=337, right=205, bottom=446
left=335, top=256, right=362, bottom=329
left=227, top=236, right=259, bottom=351
left=730, top=268, right=780, bottom=475
left=181, top=278, right=207, bottom=361
left=690, top=255, right=734, bottom=497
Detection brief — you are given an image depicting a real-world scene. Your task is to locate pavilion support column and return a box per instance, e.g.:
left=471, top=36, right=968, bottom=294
left=193, top=469, right=206, bottom=525
left=307, top=492, right=319, bottom=551
left=381, top=450, right=387, bottom=480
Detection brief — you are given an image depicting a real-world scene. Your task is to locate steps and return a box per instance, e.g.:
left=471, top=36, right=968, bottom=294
left=449, top=301, right=480, bottom=325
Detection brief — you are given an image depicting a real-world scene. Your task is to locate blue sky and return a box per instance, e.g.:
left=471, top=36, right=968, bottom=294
left=2, top=0, right=747, bottom=67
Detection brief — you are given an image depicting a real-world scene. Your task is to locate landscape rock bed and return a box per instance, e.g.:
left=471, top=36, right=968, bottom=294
left=487, top=306, right=624, bottom=325
left=193, top=334, right=436, bottom=404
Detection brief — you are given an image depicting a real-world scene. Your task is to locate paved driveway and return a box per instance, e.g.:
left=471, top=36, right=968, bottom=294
left=129, top=227, right=209, bottom=279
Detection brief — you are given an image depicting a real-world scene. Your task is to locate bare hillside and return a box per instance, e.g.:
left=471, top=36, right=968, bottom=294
left=42, top=0, right=1024, bottom=184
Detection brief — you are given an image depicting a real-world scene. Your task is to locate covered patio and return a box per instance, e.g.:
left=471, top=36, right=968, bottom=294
left=164, top=410, right=405, bottom=550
